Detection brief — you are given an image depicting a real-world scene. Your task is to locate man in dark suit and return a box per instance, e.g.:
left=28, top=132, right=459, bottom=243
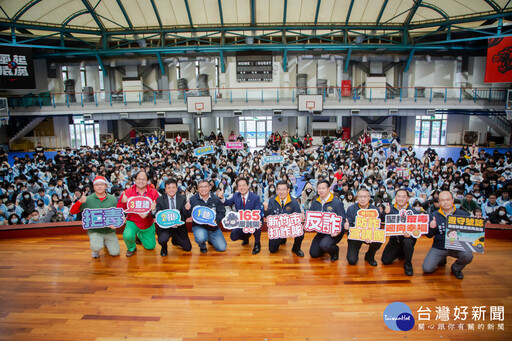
left=263, top=181, right=304, bottom=256
left=189, top=179, right=226, bottom=253
left=218, top=177, right=263, bottom=254
left=154, top=179, right=191, bottom=256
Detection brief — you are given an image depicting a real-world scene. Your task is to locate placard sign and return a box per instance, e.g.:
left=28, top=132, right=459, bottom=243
left=155, top=209, right=184, bottom=228
left=194, top=145, right=215, bottom=157
left=445, top=215, right=485, bottom=254
left=82, top=208, right=125, bottom=230
left=304, top=211, right=343, bottom=235
left=222, top=210, right=261, bottom=233
left=226, top=142, right=244, bottom=149
left=192, top=206, right=217, bottom=226
left=385, top=209, right=429, bottom=238
left=266, top=213, right=303, bottom=239
left=348, top=209, right=385, bottom=243
left=124, top=196, right=152, bottom=214
left=262, top=155, right=284, bottom=165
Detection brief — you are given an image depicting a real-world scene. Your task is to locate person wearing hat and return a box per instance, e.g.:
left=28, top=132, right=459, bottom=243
left=117, top=170, right=159, bottom=257
left=69, top=176, right=120, bottom=258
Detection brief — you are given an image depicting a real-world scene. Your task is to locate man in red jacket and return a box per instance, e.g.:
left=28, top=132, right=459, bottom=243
left=117, top=171, right=159, bottom=257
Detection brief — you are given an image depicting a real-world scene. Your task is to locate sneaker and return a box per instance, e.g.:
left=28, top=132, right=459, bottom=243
left=126, top=248, right=136, bottom=257
left=92, top=251, right=100, bottom=258
left=451, top=265, right=464, bottom=280
left=404, top=263, right=414, bottom=276
left=199, top=243, right=208, bottom=253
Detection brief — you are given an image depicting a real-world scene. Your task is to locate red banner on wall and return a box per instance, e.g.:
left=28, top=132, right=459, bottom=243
left=485, top=37, right=512, bottom=83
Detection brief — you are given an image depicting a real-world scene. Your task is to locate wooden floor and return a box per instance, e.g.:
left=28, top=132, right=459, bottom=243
left=0, top=233, right=511, bottom=341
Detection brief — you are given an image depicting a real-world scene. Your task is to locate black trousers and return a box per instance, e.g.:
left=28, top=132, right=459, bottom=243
left=230, top=228, right=261, bottom=244
left=309, top=232, right=344, bottom=258
left=269, top=235, right=304, bottom=253
left=346, top=239, right=382, bottom=265
left=157, top=225, right=192, bottom=251
left=381, top=236, right=417, bottom=267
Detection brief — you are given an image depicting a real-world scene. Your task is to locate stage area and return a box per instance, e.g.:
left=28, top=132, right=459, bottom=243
left=0, top=233, right=511, bottom=340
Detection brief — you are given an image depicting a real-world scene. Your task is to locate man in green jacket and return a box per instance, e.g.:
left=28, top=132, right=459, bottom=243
left=460, top=192, right=479, bottom=215
left=70, top=176, right=120, bottom=258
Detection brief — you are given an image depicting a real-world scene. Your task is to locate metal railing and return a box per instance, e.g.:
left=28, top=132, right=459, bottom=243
left=6, top=86, right=509, bottom=109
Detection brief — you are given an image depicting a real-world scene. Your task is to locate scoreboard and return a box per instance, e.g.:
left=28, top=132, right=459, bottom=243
left=236, top=54, right=273, bottom=82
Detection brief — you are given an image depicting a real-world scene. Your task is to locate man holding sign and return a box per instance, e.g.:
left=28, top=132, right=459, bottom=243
left=345, top=188, right=382, bottom=266
left=218, top=177, right=262, bottom=255
left=422, top=191, right=473, bottom=280
left=117, top=171, right=159, bottom=257
left=154, top=179, right=191, bottom=257
left=189, top=179, right=226, bottom=253
left=263, top=181, right=304, bottom=256
left=380, top=189, right=420, bottom=276
left=69, top=176, right=120, bottom=258
left=307, top=180, right=346, bottom=261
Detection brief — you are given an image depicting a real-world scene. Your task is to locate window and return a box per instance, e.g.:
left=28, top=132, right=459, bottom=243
left=98, top=66, right=105, bottom=100
left=215, top=58, right=219, bottom=87
left=195, top=61, right=200, bottom=77
left=80, top=66, right=86, bottom=88
left=239, top=117, right=272, bottom=148
left=62, top=66, right=68, bottom=82
left=69, top=117, right=100, bottom=148
left=176, top=62, right=181, bottom=79
left=414, top=114, right=448, bottom=146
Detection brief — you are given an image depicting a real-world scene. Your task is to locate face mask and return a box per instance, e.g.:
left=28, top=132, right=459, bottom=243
left=163, top=177, right=168, bottom=181
left=474, top=193, right=481, bottom=198
left=499, top=211, right=506, bottom=216
left=11, top=218, right=18, bottom=223
left=379, top=189, right=385, bottom=192
left=383, top=194, right=388, bottom=199
left=455, top=204, right=461, bottom=209
left=38, top=202, right=44, bottom=207
left=63, top=193, right=68, bottom=197
left=8, top=189, right=13, bottom=193
left=422, top=186, right=427, bottom=190
left=459, top=181, right=465, bottom=185
left=32, top=215, right=39, bottom=221
left=372, top=184, right=378, bottom=188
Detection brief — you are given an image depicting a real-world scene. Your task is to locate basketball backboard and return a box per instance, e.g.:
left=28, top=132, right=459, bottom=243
left=298, top=94, right=323, bottom=112
left=187, top=96, right=212, bottom=114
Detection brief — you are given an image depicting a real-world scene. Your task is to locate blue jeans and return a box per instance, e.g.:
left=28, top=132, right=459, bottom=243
left=192, top=226, right=227, bottom=252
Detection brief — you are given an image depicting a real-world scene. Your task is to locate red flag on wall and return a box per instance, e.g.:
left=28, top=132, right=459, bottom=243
left=485, top=37, right=512, bottom=83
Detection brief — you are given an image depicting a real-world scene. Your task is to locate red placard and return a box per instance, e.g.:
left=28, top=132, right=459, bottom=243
left=124, top=196, right=152, bottom=214
left=485, top=37, right=512, bottom=83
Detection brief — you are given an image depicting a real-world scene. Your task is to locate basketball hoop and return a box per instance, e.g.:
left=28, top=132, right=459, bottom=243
left=306, top=101, right=315, bottom=113
left=195, top=103, right=204, bottom=115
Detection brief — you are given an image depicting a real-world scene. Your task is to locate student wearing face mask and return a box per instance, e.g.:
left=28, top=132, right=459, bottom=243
left=488, top=207, right=512, bottom=225
left=8, top=213, right=23, bottom=225
left=27, top=207, right=56, bottom=224
left=301, top=182, right=316, bottom=211
left=19, top=191, right=35, bottom=217
left=3, top=201, right=23, bottom=221
left=35, top=199, right=49, bottom=217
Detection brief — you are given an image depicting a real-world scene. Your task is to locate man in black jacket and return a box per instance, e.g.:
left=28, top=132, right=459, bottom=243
left=308, top=180, right=346, bottom=261
left=380, top=189, right=419, bottom=276
left=422, top=191, right=473, bottom=279
left=263, top=181, right=304, bottom=256
left=154, top=179, right=191, bottom=256
left=189, top=179, right=226, bottom=253
left=345, top=188, right=382, bottom=266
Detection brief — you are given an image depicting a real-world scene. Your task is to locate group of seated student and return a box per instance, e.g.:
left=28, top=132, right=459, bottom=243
left=0, top=133, right=511, bottom=277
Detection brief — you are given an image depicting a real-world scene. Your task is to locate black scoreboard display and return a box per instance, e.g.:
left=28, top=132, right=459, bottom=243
left=236, top=54, right=273, bottom=82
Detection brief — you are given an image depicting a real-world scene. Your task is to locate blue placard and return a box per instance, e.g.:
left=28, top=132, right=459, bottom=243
left=82, top=208, right=125, bottom=230
left=192, top=206, right=217, bottom=226
left=262, top=155, right=284, bottom=165
left=155, top=209, right=184, bottom=228
left=194, top=145, right=215, bottom=157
